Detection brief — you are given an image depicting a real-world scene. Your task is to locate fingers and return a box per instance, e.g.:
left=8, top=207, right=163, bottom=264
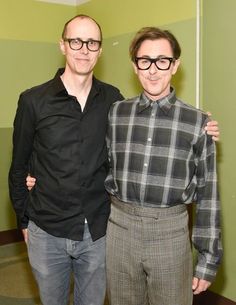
left=212, top=135, right=219, bottom=142
left=192, top=277, right=211, bottom=295
left=206, top=111, right=212, bottom=117
left=22, top=228, right=28, bottom=243
left=206, top=120, right=218, bottom=128
left=204, top=128, right=220, bottom=140
left=205, top=120, right=220, bottom=141
left=26, top=175, right=36, bottom=183
left=26, top=175, right=36, bottom=190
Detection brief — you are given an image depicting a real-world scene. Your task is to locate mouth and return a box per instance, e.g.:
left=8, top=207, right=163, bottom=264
left=145, top=75, right=160, bottom=81
left=148, top=78, right=159, bottom=83
left=75, top=57, right=89, bottom=62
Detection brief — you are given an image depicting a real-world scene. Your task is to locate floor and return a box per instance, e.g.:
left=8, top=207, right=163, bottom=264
left=0, top=242, right=41, bottom=305
left=0, top=242, right=110, bottom=305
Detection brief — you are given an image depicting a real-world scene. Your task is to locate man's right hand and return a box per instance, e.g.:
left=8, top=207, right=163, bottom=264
left=22, top=228, right=28, bottom=243
left=26, top=175, right=36, bottom=191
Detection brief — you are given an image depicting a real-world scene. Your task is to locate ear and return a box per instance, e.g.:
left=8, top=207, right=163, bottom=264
left=132, top=61, right=138, bottom=75
left=59, top=39, right=66, bottom=55
left=98, top=47, right=102, bottom=57
left=172, top=58, right=180, bottom=75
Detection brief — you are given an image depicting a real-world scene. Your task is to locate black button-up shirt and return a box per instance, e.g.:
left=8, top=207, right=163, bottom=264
left=9, top=69, right=123, bottom=241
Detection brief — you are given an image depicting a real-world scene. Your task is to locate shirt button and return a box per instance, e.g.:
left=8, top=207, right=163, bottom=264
left=148, top=138, right=152, bottom=142
left=144, top=163, right=148, bottom=167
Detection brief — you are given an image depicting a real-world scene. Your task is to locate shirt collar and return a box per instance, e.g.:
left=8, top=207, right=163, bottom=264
left=138, top=87, right=177, bottom=114
left=51, top=68, right=100, bottom=98
left=52, top=68, right=67, bottom=96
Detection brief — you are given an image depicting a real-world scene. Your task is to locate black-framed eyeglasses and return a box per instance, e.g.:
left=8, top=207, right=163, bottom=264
left=63, top=38, right=101, bottom=52
left=135, top=56, right=176, bottom=70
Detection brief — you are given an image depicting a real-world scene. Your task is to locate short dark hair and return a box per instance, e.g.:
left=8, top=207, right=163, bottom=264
left=129, top=27, right=181, bottom=62
left=61, top=14, right=103, bottom=42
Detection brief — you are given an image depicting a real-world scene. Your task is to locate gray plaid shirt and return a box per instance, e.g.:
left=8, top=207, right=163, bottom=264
left=105, top=88, right=222, bottom=282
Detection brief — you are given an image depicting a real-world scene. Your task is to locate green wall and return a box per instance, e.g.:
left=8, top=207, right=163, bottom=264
left=0, top=128, right=15, bottom=230
left=202, top=0, right=236, bottom=301
left=0, top=0, right=77, bottom=128
left=76, top=0, right=196, bottom=38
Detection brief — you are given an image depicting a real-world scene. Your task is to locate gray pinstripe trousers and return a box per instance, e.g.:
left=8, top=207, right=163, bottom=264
left=106, top=196, right=193, bottom=305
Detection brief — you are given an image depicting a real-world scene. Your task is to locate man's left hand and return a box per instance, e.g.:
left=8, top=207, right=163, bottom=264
left=192, top=277, right=211, bottom=295
left=205, top=112, right=220, bottom=141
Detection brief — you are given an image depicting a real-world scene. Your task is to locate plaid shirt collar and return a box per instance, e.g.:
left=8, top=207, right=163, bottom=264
left=137, top=87, right=176, bottom=114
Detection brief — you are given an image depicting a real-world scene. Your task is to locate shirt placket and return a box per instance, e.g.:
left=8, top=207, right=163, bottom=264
left=139, top=102, right=157, bottom=205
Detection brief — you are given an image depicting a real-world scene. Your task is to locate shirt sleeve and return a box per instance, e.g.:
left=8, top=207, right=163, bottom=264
left=192, top=119, right=223, bottom=282
left=8, top=92, right=36, bottom=229
left=105, top=105, right=116, bottom=194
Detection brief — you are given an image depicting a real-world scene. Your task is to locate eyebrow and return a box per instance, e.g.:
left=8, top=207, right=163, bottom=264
left=137, top=55, right=173, bottom=59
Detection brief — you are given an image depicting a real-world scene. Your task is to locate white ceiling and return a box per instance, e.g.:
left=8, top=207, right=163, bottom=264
left=36, top=0, right=91, bottom=6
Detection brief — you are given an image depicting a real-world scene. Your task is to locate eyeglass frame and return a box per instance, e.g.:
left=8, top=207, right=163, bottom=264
left=135, top=56, right=176, bottom=71
left=63, top=37, right=102, bottom=52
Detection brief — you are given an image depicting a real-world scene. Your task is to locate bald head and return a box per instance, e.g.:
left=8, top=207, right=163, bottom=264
left=62, top=14, right=102, bottom=42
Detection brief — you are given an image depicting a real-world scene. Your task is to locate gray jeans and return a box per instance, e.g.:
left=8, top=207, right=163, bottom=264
left=27, top=221, right=106, bottom=305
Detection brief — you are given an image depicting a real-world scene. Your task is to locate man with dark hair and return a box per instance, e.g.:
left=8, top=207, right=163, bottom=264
left=9, top=15, right=123, bottom=305
left=105, top=27, right=222, bottom=305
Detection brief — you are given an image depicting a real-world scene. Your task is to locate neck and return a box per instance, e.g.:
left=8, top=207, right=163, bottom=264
left=61, top=69, right=93, bottom=111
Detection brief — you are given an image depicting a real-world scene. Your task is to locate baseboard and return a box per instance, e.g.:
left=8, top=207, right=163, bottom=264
left=0, top=228, right=24, bottom=245
left=193, top=290, right=235, bottom=305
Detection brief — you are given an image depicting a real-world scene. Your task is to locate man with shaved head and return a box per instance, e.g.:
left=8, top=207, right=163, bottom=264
left=9, top=15, right=123, bottom=305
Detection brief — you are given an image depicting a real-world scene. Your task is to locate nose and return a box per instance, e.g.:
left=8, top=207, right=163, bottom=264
left=80, top=42, right=89, bottom=54
left=149, top=62, right=158, bottom=74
